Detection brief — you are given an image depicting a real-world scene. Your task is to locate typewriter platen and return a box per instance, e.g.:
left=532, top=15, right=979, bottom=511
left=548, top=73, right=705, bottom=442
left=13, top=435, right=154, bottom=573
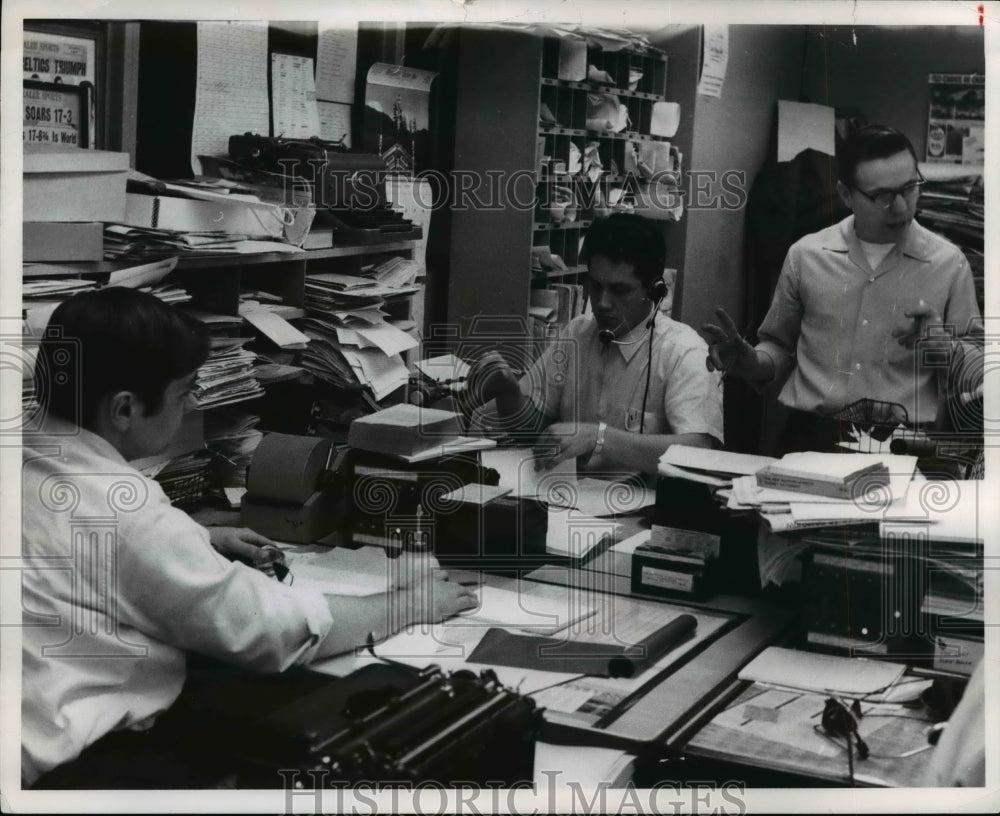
left=228, top=133, right=421, bottom=243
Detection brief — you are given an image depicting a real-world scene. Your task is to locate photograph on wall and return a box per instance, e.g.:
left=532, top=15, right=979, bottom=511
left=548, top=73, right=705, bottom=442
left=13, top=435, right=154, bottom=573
left=362, top=62, right=436, bottom=176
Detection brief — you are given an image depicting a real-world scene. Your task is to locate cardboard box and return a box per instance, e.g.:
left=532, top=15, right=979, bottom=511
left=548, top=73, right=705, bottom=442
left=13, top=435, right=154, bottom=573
left=122, top=193, right=288, bottom=240
left=23, top=222, right=103, bottom=261
left=24, top=145, right=129, bottom=223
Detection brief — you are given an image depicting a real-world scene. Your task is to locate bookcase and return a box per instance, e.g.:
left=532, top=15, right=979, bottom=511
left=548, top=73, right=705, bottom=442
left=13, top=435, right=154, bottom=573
left=414, top=25, right=681, bottom=357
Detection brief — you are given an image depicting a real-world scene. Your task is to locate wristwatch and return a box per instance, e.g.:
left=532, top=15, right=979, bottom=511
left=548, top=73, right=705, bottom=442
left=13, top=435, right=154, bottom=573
left=593, top=421, right=608, bottom=457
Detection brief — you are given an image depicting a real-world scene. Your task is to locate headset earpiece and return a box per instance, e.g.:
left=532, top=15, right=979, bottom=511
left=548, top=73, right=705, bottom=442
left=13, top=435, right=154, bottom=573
left=648, top=278, right=668, bottom=303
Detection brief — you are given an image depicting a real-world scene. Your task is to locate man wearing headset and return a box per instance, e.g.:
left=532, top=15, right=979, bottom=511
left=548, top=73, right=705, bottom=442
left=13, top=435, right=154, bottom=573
left=470, top=213, right=723, bottom=476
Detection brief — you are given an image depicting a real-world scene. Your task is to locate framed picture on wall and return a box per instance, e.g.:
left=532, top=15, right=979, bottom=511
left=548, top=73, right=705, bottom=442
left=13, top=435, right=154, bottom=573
left=926, top=72, right=985, bottom=164
left=23, top=80, right=91, bottom=148
left=23, top=25, right=101, bottom=148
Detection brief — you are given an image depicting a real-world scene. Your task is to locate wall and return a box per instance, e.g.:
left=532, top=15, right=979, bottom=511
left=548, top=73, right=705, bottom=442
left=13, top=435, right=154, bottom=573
left=800, top=25, right=986, bottom=157
left=651, top=25, right=806, bottom=331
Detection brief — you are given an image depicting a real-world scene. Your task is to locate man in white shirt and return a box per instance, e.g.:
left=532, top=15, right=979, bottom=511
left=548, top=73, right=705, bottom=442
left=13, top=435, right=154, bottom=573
left=21, top=287, right=475, bottom=788
left=470, top=214, right=723, bottom=476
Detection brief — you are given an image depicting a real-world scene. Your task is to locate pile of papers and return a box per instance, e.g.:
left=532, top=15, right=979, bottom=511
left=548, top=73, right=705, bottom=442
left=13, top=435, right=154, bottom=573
left=728, top=454, right=918, bottom=532
left=23, top=277, right=97, bottom=302
left=298, top=270, right=420, bottom=401
left=658, top=445, right=922, bottom=533
left=193, top=337, right=264, bottom=409
left=182, top=309, right=264, bottom=410
left=104, top=225, right=254, bottom=259
left=204, top=411, right=264, bottom=488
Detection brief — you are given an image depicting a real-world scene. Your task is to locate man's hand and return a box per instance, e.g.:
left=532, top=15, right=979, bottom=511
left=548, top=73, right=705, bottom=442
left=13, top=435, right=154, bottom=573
left=466, top=350, right=521, bottom=406
left=389, top=549, right=443, bottom=589
left=533, top=421, right=598, bottom=470
left=893, top=300, right=955, bottom=357
left=207, top=526, right=286, bottom=578
left=701, top=307, right=770, bottom=383
left=393, top=573, right=478, bottom=630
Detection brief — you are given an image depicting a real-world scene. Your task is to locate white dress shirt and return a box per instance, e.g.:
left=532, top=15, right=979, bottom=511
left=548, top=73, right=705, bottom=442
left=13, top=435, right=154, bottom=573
left=21, top=419, right=334, bottom=785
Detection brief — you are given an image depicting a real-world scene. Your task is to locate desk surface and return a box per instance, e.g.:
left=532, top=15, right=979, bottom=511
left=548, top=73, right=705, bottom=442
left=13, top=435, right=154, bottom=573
left=682, top=681, right=937, bottom=787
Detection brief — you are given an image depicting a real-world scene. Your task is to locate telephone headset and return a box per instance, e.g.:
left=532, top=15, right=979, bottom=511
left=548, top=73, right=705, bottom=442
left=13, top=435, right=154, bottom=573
left=597, top=276, right=669, bottom=434
left=820, top=696, right=870, bottom=781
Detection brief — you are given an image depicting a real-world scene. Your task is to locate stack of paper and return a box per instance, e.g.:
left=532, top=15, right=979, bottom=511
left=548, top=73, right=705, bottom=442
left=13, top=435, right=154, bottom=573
left=299, top=271, right=419, bottom=401
left=22, top=278, right=97, bottom=301
left=726, top=455, right=919, bottom=533
left=142, top=283, right=192, bottom=304
left=204, top=411, right=263, bottom=488
left=658, top=445, right=777, bottom=487
left=880, top=479, right=983, bottom=545
left=756, top=452, right=890, bottom=500
left=190, top=335, right=264, bottom=410
left=104, top=224, right=301, bottom=260
left=364, top=256, right=422, bottom=288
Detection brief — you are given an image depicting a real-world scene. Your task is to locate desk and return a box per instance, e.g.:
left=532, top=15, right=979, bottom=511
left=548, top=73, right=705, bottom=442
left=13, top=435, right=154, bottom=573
left=676, top=680, right=938, bottom=787
left=290, top=542, right=792, bottom=754
left=193, top=492, right=969, bottom=790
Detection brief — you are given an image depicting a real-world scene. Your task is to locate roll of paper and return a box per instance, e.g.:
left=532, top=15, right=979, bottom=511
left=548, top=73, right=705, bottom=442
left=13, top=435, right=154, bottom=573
left=246, top=433, right=333, bottom=504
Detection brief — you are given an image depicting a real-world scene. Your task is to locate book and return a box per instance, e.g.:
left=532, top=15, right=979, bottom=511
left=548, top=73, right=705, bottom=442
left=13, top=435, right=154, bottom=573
left=346, top=404, right=462, bottom=456
left=755, top=452, right=890, bottom=500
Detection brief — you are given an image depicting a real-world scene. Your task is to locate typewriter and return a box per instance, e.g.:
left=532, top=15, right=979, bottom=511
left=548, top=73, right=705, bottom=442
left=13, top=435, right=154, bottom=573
left=228, top=133, right=420, bottom=242
left=180, top=662, right=540, bottom=787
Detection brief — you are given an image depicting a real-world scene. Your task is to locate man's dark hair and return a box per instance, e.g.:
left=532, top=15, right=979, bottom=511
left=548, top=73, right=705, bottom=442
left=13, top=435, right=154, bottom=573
left=837, top=124, right=919, bottom=188
left=35, top=287, right=211, bottom=429
left=581, top=213, right=666, bottom=287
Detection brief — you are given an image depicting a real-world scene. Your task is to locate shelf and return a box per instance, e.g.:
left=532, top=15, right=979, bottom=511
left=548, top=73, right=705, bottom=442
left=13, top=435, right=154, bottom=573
left=174, top=239, right=420, bottom=270
left=538, top=125, right=671, bottom=143
left=540, top=76, right=666, bottom=100
left=535, top=264, right=588, bottom=280
left=538, top=173, right=635, bottom=184
left=532, top=220, right=593, bottom=231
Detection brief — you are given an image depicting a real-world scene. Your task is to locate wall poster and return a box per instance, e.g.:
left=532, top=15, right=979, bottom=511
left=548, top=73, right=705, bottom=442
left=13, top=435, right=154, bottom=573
left=926, top=72, right=985, bottom=164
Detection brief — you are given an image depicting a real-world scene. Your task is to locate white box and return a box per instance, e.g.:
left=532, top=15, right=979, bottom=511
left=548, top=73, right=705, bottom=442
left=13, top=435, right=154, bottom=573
left=122, top=193, right=287, bottom=239
left=23, top=145, right=129, bottom=223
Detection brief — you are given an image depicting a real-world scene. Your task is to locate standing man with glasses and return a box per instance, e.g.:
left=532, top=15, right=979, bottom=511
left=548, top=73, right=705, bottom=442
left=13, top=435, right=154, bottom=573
left=703, top=124, right=981, bottom=452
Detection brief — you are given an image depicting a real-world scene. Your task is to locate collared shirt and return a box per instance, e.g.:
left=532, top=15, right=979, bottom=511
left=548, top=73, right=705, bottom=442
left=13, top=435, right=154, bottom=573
left=757, top=216, right=981, bottom=423
left=520, top=313, right=723, bottom=470
left=21, top=419, right=334, bottom=786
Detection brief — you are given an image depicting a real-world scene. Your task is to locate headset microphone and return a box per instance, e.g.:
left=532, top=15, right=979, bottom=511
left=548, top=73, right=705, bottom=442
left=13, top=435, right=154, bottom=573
left=597, top=278, right=668, bottom=348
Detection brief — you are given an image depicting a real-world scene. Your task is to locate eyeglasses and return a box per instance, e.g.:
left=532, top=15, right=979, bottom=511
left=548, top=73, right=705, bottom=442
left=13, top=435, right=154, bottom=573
left=852, top=177, right=925, bottom=209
